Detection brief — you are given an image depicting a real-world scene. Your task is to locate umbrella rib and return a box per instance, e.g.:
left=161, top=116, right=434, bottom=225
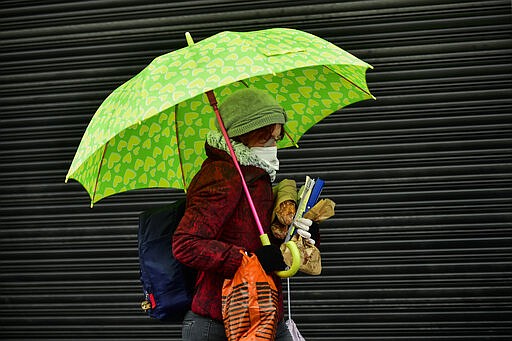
left=283, top=129, right=298, bottom=148
left=323, top=65, right=375, bottom=99
left=91, top=142, right=109, bottom=206
left=174, top=104, right=187, bottom=189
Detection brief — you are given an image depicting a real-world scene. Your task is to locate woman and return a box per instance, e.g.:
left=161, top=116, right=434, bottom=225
left=172, top=88, right=311, bottom=341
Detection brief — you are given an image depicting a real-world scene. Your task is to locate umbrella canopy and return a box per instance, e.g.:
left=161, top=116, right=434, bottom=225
left=66, top=28, right=374, bottom=205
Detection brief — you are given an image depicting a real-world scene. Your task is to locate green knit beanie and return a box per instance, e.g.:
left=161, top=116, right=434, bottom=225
left=218, top=88, right=287, bottom=137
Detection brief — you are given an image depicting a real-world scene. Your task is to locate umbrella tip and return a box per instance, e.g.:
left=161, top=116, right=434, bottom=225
left=185, top=32, right=195, bottom=46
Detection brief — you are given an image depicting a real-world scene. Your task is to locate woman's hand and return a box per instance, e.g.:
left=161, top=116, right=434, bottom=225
left=254, top=245, right=287, bottom=273
left=293, top=217, right=316, bottom=245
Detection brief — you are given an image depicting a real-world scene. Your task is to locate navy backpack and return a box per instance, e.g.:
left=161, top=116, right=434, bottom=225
left=138, top=198, right=196, bottom=321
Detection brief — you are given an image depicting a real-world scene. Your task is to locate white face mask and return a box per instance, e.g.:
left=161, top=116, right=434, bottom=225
left=250, top=146, right=279, bottom=172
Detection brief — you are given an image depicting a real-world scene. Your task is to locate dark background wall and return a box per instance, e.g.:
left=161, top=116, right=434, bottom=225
left=1, top=1, right=511, bottom=340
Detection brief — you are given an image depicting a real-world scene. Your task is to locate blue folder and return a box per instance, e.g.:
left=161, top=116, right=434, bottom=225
left=305, top=178, right=324, bottom=213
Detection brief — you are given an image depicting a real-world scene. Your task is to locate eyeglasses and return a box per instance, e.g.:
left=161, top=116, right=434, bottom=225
left=272, top=134, right=283, bottom=142
left=263, top=134, right=283, bottom=147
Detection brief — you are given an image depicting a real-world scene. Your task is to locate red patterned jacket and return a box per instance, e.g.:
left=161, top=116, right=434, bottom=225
left=172, top=142, right=284, bottom=322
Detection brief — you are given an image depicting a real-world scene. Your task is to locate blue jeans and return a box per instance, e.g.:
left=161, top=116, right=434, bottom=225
left=182, top=311, right=293, bottom=341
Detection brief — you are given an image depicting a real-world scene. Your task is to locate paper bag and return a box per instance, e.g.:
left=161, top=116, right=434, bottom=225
left=281, top=235, right=322, bottom=276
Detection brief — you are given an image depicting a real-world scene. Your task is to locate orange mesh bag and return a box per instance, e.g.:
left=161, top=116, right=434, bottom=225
left=222, top=251, right=279, bottom=341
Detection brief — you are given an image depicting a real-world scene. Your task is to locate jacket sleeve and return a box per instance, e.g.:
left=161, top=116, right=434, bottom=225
left=172, top=161, right=245, bottom=278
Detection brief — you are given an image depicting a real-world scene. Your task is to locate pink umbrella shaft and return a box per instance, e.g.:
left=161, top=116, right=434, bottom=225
left=206, top=91, right=265, bottom=236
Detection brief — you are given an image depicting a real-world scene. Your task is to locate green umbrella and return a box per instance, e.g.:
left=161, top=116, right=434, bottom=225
left=66, top=27, right=374, bottom=205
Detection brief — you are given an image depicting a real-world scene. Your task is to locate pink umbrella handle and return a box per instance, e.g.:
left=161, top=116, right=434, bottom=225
left=206, top=91, right=265, bottom=237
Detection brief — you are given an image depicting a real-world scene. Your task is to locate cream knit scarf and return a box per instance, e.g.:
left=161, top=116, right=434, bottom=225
left=206, top=130, right=277, bottom=182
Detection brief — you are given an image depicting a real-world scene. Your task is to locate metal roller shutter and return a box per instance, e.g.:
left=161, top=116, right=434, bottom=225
left=1, top=1, right=510, bottom=340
